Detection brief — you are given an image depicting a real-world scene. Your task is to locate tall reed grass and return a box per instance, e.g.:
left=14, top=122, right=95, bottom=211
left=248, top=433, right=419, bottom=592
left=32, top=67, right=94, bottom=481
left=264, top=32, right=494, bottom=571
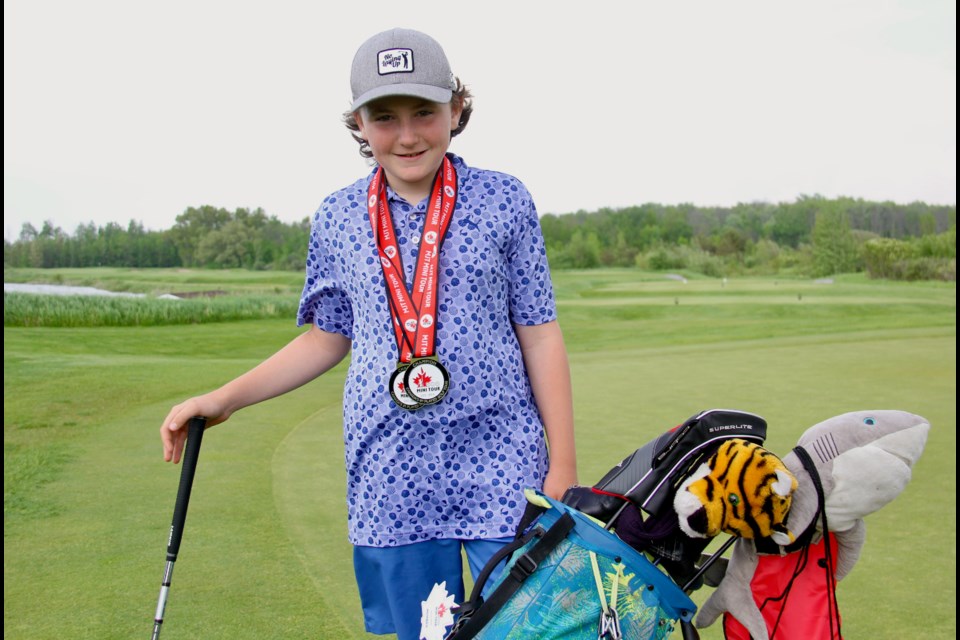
left=3, top=293, right=298, bottom=327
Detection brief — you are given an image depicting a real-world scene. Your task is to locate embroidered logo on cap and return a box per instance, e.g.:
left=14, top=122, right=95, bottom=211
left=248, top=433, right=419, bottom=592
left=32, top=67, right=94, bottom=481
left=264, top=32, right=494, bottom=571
left=378, top=48, right=413, bottom=75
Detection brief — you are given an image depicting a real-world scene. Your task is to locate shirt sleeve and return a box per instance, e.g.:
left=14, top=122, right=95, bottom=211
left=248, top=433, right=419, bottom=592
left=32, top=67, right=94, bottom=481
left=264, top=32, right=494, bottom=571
left=506, top=183, right=558, bottom=326
left=296, top=202, right=354, bottom=339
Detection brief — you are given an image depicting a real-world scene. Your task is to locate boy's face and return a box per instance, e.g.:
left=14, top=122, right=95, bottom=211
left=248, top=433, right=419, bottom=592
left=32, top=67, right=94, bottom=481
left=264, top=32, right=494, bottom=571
left=355, top=96, right=462, bottom=202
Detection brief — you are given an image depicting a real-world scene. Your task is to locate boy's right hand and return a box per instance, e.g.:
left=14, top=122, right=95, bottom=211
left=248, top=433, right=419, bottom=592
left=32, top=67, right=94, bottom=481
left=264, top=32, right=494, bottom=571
left=161, top=394, right=229, bottom=463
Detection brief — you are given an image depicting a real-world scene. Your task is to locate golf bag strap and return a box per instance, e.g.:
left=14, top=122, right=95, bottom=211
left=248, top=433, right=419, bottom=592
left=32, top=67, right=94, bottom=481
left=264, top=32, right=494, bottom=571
left=460, top=525, right=544, bottom=614
left=790, top=445, right=842, bottom=639
left=447, top=512, right=577, bottom=640
left=755, top=446, right=827, bottom=556
left=452, top=500, right=553, bottom=620
left=514, top=500, right=548, bottom=539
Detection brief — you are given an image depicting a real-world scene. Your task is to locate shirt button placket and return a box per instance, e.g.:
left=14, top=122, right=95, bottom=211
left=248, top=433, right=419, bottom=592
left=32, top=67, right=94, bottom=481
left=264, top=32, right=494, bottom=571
left=408, top=205, right=425, bottom=280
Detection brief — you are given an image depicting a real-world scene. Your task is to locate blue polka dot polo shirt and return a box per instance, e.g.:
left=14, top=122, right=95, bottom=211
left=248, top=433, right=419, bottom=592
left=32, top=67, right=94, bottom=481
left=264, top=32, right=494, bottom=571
left=297, top=154, right=557, bottom=547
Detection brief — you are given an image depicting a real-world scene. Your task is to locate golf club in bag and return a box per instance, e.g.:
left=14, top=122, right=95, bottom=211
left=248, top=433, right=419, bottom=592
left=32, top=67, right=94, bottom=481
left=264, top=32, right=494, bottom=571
left=151, top=416, right=207, bottom=640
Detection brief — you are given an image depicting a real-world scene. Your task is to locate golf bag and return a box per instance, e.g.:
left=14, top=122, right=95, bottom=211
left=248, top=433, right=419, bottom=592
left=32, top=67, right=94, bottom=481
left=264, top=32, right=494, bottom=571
left=445, top=491, right=696, bottom=640
left=445, top=409, right=769, bottom=640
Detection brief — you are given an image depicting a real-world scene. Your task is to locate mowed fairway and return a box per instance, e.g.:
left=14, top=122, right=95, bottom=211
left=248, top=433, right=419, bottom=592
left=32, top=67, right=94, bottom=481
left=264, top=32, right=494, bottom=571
left=4, top=270, right=956, bottom=639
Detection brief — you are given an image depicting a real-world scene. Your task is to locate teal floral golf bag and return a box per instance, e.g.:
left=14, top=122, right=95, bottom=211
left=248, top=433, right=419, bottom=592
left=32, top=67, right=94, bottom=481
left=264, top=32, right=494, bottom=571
left=445, top=491, right=696, bottom=640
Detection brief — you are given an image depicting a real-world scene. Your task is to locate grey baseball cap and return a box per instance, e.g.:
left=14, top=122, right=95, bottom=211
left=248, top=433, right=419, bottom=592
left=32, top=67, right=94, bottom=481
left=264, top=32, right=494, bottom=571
left=350, top=28, right=457, bottom=112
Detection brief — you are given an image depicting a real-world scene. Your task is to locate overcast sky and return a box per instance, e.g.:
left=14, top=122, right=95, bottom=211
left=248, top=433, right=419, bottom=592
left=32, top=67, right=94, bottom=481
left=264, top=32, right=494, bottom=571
left=4, top=0, right=956, bottom=242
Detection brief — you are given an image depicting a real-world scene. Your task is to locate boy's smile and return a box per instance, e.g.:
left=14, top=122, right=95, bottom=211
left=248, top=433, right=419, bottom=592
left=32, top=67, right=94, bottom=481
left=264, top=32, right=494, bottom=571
left=356, top=96, right=462, bottom=204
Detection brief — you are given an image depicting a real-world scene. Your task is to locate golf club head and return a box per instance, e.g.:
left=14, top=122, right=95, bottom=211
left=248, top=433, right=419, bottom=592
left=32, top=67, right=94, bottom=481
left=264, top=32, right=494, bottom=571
left=593, top=409, right=768, bottom=516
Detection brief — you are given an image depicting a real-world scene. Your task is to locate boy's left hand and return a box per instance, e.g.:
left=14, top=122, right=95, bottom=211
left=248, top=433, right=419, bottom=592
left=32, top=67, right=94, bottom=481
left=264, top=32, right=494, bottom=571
left=542, top=465, right=578, bottom=501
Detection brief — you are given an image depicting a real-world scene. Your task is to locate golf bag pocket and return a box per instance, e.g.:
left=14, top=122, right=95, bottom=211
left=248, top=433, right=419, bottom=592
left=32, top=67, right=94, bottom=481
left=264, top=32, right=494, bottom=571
left=445, top=491, right=696, bottom=640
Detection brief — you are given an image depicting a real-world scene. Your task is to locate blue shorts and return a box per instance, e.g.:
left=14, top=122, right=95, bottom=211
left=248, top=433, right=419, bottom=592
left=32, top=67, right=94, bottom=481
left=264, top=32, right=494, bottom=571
left=354, top=537, right=512, bottom=640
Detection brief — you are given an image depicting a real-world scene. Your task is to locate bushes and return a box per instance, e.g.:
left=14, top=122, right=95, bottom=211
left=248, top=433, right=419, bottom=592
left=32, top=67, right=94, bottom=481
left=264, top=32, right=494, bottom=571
left=627, top=229, right=955, bottom=282
left=637, top=244, right=729, bottom=277
left=863, top=233, right=957, bottom=281
left=633, top=240, right=816, bottom=278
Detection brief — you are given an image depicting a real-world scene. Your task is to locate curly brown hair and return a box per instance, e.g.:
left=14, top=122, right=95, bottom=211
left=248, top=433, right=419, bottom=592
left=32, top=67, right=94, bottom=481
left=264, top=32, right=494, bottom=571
left=342, top=78, right=474, bottom=159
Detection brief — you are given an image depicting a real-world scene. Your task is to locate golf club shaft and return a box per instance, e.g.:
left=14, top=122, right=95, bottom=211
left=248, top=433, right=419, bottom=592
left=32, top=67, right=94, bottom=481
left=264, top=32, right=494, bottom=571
left=152, top=416, right=206, bottom=640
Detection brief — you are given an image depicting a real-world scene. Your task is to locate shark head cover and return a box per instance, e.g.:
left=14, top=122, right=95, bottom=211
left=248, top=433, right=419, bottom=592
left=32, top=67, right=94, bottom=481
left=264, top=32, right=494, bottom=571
left=694, top=409, right=931, bottom=640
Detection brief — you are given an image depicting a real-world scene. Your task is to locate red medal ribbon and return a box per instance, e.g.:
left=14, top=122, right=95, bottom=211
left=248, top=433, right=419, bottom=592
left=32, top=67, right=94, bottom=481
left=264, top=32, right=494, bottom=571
left=367, top=156, right=457, bottom=363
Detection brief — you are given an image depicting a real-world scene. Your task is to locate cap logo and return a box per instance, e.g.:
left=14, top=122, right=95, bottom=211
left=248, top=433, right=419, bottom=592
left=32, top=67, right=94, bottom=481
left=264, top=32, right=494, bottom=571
left=378, top=48, right=414, bottom=75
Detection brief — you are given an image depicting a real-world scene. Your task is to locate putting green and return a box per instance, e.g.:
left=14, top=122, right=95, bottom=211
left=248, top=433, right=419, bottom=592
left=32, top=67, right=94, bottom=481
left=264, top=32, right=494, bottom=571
left=272, top=400, right=367, bottom=638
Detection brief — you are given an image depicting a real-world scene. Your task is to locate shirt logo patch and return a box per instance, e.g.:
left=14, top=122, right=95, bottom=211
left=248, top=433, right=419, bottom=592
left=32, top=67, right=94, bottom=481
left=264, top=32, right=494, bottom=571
left=378, top=48, right=413, bottom=75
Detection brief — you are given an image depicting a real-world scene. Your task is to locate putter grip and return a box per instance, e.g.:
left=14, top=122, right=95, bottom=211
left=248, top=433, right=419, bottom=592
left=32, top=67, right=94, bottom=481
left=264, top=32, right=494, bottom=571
left=166, top=416, right=206, bottom=558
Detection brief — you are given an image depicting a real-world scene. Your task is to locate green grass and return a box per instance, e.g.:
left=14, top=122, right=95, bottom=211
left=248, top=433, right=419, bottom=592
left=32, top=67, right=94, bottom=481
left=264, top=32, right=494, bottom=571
left=4, top=268, right=956, bottom=639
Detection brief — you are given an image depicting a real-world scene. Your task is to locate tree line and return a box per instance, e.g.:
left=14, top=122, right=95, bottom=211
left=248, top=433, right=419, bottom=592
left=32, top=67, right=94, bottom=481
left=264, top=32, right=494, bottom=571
left=4, top=195, right=956, bottom=280
left=5, top=206, right=311, bottom=272
left=541, top=195, right=954, bottom=280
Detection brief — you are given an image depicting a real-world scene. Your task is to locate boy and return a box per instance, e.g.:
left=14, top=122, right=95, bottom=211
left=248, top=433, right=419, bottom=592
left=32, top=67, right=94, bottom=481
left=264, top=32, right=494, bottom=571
left=161, top=27, right=576, bottom=640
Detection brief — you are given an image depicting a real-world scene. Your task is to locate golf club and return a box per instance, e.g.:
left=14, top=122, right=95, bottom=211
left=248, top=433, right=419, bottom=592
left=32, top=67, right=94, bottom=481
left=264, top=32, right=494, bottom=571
left=151, top=416, right=207, bottom=640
